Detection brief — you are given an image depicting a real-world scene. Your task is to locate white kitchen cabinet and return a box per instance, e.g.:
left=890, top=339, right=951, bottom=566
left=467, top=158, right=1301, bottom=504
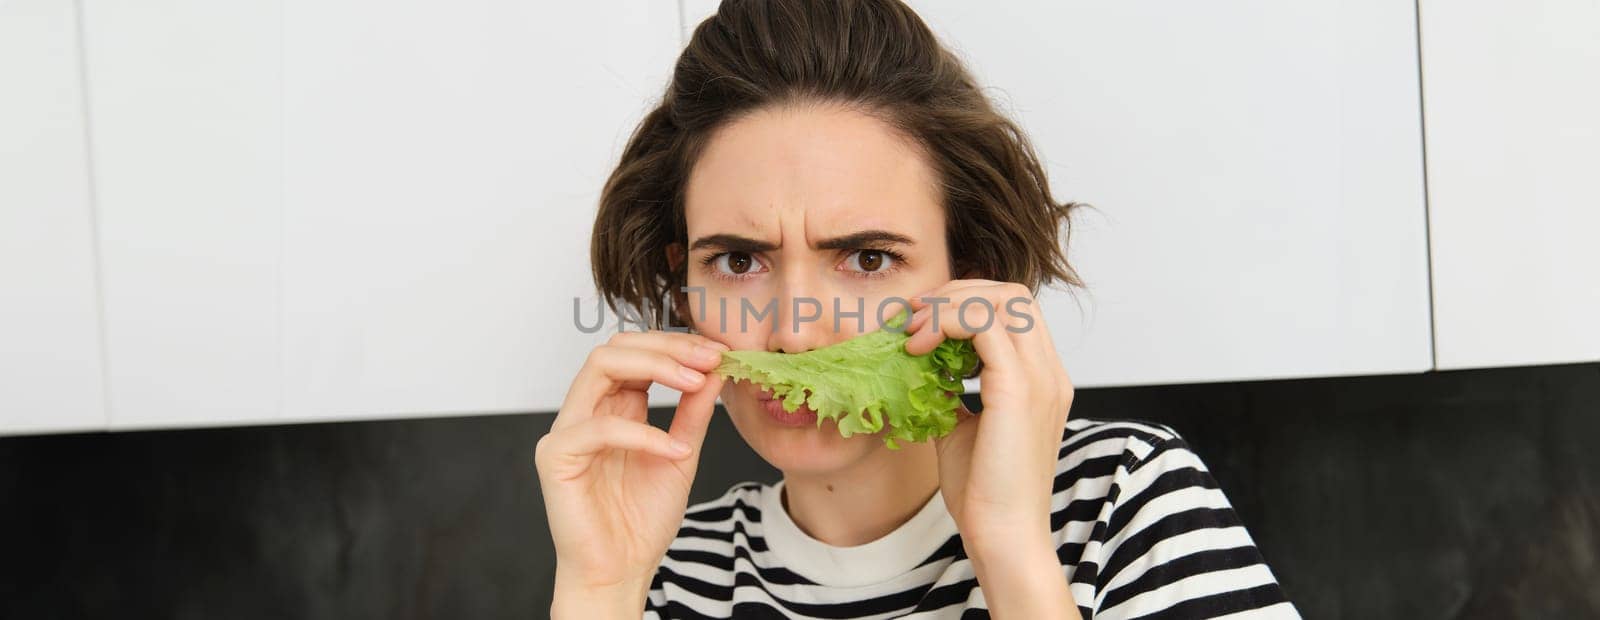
left=71, top=1, right=681, bottom=429
left=914, top=0, right=1435, bottom=387
left=704, top=0, right=1438, bottom=388
left=79, top=0, right=282, bottom=429
left=0, top=0, right=109, bottom=435
left=1419, top=0, right=1600, bottom=371
left=278, top=2, right=683, bottom=421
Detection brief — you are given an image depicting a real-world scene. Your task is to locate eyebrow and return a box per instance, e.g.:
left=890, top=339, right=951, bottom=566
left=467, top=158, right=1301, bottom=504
left=688, top=229, right=915, bottom=253
left=688, top=233, right=776, bottom=253
left=817, top=230, right=916, bottom=250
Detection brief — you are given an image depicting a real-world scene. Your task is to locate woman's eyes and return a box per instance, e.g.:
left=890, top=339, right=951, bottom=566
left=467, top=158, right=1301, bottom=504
left=699, top=249, right=904, bottom=281
left=842, top=249, right=900, bottom=277
left=706, top=252, right=767, bottom=278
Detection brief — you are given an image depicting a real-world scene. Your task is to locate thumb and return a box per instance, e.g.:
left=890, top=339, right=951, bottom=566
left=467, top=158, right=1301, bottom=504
left=669, top=373, right=725, bottom=453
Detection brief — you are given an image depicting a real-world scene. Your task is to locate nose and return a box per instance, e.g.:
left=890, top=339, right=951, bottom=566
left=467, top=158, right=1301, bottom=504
left=766, top=271, right=832, bottom=354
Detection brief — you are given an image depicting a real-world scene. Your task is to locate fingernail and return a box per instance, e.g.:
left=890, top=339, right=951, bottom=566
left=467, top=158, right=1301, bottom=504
left=705, top=340, right=730, bottom=351
left=669, top=438, right=692, bottom=455
left=679, top=365, right=705, bottom=384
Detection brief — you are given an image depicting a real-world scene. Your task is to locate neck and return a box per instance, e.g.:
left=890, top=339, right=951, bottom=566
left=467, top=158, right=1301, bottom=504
left=780, top=440, right=940, bottom=547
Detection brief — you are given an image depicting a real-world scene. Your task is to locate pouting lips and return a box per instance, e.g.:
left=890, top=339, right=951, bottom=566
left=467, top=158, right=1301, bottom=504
left=757, top=387, right=819, bottom=426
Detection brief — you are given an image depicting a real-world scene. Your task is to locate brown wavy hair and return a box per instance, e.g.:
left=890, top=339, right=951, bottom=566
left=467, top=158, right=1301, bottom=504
left=591, top=0, right=1090, bottom=329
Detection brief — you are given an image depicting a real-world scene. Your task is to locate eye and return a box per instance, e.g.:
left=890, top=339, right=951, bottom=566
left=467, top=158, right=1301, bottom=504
left=703, top=251, right=768, bottom=280
left=842, top=249, right=903, bottom=277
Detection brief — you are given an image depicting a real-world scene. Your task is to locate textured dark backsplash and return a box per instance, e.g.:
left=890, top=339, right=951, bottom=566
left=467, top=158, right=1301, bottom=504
left=3, top=362, right=1597, bottom=619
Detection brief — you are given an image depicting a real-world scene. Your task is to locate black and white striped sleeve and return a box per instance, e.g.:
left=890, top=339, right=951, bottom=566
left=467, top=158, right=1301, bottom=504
left=1085, top=429, right=1298, bottom=619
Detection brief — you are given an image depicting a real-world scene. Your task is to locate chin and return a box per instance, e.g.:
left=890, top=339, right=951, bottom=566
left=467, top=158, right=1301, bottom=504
left=722, top=385, right=880, bottom=475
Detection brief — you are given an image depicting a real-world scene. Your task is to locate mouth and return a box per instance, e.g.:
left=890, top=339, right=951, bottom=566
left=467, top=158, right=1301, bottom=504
left=756, top=387, right=820, bottom=427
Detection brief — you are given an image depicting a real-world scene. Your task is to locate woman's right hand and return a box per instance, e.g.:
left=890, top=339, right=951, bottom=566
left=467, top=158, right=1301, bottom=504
left=535, top=330, right=728, bottom=617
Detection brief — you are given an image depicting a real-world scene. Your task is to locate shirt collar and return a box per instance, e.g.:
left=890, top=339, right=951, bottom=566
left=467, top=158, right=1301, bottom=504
left=758, top=478, right=958, bottom=587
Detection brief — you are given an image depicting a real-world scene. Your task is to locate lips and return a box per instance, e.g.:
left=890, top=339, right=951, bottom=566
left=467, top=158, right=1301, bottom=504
left=757, top=388, right=819, bottom=427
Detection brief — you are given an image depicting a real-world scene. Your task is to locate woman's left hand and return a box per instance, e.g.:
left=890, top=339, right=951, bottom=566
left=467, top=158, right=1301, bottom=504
left=905, top=279, right=1078, bottom=617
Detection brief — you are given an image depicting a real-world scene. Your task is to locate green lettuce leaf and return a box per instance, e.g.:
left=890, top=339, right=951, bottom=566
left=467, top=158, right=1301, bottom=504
left=713, top=309, right=980, bottom=449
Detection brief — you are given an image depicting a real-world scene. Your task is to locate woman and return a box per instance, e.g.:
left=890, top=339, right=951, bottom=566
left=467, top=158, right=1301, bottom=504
left=536, top=1, right=1299, bottom=618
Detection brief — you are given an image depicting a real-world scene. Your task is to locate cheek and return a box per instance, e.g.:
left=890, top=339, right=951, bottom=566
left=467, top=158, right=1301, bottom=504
left=688, top=287, right=773, bottom=347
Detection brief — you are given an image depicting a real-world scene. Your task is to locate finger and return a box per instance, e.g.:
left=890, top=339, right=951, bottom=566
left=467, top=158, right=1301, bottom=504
left=559, top=345, right=716, bottom=425
left=604, top=330, right=730, bottom=371
left=908, top=279, right=994, bottom=309
left=904, top=281, right=984, bottom=346
left=536, top=416, right=693, bottom=481
left=967, top=313, right=1021, bottom=388
left=904, top=305, right=947, bottom=355
left=989, top=285, right=1053, bottom=366
left=904, top=283, right=1010, bottom=355
left=669, top=373, right=725, bottom=454
left=904, top=279, right=984, bottom=338
left=906, top=294, right=1022, bottom=382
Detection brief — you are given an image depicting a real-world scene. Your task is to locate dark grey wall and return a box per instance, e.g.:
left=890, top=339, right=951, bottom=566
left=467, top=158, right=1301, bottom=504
left=3, top=362, right=1597, bottom=619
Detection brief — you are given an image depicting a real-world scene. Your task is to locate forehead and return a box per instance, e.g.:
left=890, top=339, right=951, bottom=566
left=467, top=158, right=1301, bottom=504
left=683, top=104, right=943, bottom=241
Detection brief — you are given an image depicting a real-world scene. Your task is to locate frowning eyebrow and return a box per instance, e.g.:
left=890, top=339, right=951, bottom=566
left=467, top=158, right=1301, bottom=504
left=816, top=230, right=916, bottom=250
left=688, top=229, right=915, bottom=253
left=688, top=233, right=777, bottom=254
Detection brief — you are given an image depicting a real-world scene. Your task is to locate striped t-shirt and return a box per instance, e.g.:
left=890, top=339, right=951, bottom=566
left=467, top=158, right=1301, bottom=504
left=644, top=418, right=1300, bottom=619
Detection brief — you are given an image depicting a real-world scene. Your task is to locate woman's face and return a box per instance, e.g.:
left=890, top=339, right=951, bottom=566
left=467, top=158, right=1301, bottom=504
left=674, top=103, right=952, bottom=476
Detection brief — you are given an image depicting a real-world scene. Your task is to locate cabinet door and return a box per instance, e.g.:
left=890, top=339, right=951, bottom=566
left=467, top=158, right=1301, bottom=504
left=280, top=2, right=683, bottom=420
left=930, top=0, right=1433, bottom=387
left=683, top=0, right=1435, bottom=387
left=1420, top=0, right=1600, bottom=370
left=0, top=0, right=109, bottom=435
left=81, top=0, right=282, bottom=429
